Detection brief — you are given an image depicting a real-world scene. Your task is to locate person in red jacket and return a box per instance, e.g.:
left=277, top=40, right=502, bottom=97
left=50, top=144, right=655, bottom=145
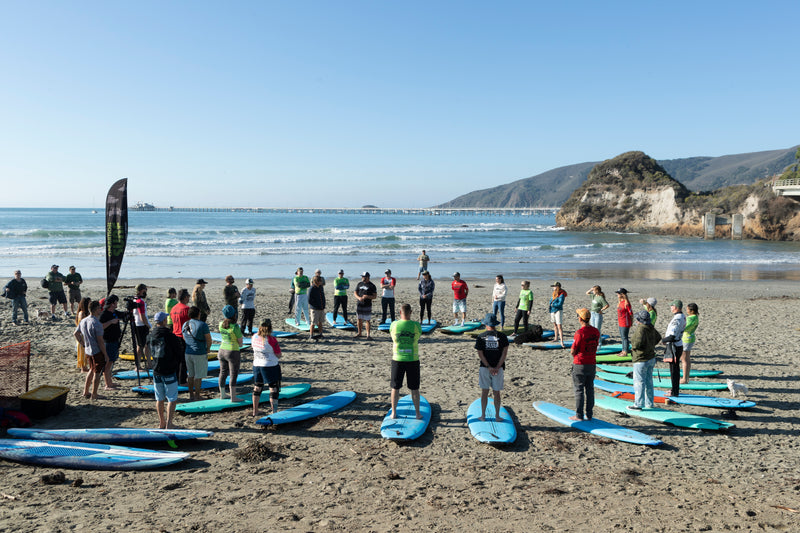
left=451, top=272, right=469, bottom=326
left=615, top=288, right=633, bottom=357
left=569, top=308, right=600, bottom=421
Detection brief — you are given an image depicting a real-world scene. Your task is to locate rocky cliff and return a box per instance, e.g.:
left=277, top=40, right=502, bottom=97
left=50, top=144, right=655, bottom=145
left=556, top=151, right=800, bottom=240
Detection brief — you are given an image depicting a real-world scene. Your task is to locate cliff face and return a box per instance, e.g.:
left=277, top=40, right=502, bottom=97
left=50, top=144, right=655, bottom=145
left=556, top=151, right=800, bottom=240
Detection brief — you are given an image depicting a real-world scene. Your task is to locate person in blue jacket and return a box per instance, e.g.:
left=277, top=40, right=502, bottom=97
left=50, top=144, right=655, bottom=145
left=548, top=282, right=567, bottom=347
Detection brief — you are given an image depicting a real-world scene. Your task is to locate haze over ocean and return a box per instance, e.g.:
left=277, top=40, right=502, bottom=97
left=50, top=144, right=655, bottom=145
left=2, top=208, right=798, bottom=282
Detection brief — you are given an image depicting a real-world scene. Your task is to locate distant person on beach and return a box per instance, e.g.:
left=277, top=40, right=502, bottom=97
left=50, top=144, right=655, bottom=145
left=451, top=272, right=469, bottom=326
left=223, top=275, right=240, bottom=323
left=148, top=311, right=183, bottom=429
left=639, top=297, right=658, bottom=327
left=417, top=250, right=430, bottom=280
left=65, top=266, right=83, bottom=315
left=75, top=297, right=91, bottom=372
left=492, top=275, right=507, bottom=328
left=569, top=308, right=600, bottom=421
left=78, top=300, right=107, bottom=400
left=218, top=305, right=244, bottom=402
left=183, top=306, right=212, bottom=401
left=354, top=272, right=377, bottom=339
left=45, top=264, right=70, bottom=319
left=192, top=279, right=210, bottom=322
left=132, top=284, right=152, bottom=367
left=418, top=271, right=435, bottom=323
left=475, top=313, right=509, bottom=421
left=251, top=318, right=282, bottom=417
left=586, top=285, right=609, bottom=332
left=308, top=274, right=326, bottom=340
left=628, top=310, right=661, bottom=411
left=4, top=270, right=29, bottom=325
left=171, top=288, right=191, bottom=385
left=239, top=278, right=256, bottom=335
left=332, top=269, right=350, bottom=324
left=663, top=300, right=686, bottom=397
left=380, top=269, right=397, bottom=324
left=164, top=288, right=178, bottom=326
left=615, top=288, right=633, bottom=357
left=389, top=303, right=423, bottom=419
left=99, top=295, right=122, bottom=391
left=513, top=281, right=532, bottom=335
left=680, top=303, right=699, bottom=385
left=287, top=272, right=296, bottom=316
left=293, top=267, right=311, bottom=326
left=549, top=282, right=567, bottom=347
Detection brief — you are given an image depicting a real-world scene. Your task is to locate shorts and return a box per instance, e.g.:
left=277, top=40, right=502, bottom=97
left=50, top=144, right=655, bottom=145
left=68, top=287, right=82, bottom=303
left=310, top=308, right=325, bottom=327
left=153, top=373, right=178, bottom=402
left=186, top=352, right=209, bottom=379
left=419, top=265, right=427, bottom=273
left=105, top=341, right=120, bottom=364
left=357, top=311, right=372, bottom=321
left=479, top=366, right=505, bottom=391
left=89, top=352, right=106, bottom=373
left=48, top=291, right=67, bottom=305
left=550, top=310, right=563, bottom=325
left=254, top=365, right=282, bottom=387
left=135, top=325, right=150, bottom=348
left=453, top=299, right=467, bottom=314
left=390, top=360, right=420, bottom=390
left=683, top=341, right=695, bottom=352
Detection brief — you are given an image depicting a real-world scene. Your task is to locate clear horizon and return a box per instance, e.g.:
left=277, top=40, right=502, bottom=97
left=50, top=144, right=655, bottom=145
left=1, top=1, right=798, bottom=208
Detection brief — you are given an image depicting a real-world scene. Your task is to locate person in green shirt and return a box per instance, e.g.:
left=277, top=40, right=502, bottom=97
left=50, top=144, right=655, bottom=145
left=389, top=304, right=423, bottom=420
left=680, top=303, right=699, bottom=385
left=332, top=270, right=350, bottom=324
left=45, top=264, right=69, bottom=319
left=639, top=297, right=658, bottom=327
left=513, top=281, right=533, bottom=335
left=65, top=266, right=83, bottom=315
left=293, top=267, right=311, bottom=326
left=164, top=288, right=178, bottom=326
left=218, top=305, right=244, bottom=402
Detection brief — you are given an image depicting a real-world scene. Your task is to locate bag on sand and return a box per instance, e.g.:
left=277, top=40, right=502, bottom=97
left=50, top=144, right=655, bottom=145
left=40, top=278, right=49, bottom=289
left=513, top=324, right=544, bottom=344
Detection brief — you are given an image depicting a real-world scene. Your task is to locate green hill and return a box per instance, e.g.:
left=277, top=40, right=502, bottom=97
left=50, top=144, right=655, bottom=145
left=437, top=146, right=798, bottom=208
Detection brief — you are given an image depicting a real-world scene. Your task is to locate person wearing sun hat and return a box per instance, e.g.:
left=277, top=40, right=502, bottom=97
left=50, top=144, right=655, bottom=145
left=569, top=308, right=600, bottom=421
left=627, top=310, right=662, bottom=411
left=218, top=304, right=244, bottom=401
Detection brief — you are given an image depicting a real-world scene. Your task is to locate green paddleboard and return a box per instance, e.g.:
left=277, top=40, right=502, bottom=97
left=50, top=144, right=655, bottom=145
left=176, top=383, right=311, bottom=413
left=596, top=371, right=727, bottom=390
left=596, top=364, right=722, bottom=378
left=595, top=353, right=632, bottom=363
left=594, top=394, right=734, bottom=431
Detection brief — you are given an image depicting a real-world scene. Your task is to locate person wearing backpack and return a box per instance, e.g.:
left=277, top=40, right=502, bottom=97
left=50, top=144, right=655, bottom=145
left=148, top=312, right=183, bottom=429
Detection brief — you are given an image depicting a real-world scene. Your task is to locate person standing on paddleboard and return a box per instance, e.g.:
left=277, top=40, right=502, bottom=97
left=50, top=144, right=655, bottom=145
left=239, top=278, right=256, bottom=336
left=475, top=313, right=509, bottom=421
left=451, top=272, right=469, bottom=326
left=663, top=300, right=686, bottom=397
left=308, top=274, right=326, bottom=340
left=628, top=310, right=662, bottom=411
left=218, top=305, right=244, bottom=402
left=513, top=280, right=533, bottom=335
left=251, top=318, right=282, bottom=417
left=293, top=267, right=311, bottom=327
left=569, top=308, right=600, bottom=421
left=380, top=269, right=397, bottom=324
left=389, top=303, right=423, bottom=419
left=332, top=269, right=350, bottom=324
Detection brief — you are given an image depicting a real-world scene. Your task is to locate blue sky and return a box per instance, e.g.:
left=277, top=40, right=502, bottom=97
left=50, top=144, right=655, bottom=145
left=1, top=1, right=797, bottom=208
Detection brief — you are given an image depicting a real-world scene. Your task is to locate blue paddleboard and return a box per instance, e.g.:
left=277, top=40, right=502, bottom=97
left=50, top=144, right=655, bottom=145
left=325, top=312, right=356, bottom=330
left=256, top=391, right=357, bottom=426
left=132, top=373, right=254, bottom=394
left=420, top=319, right=438, bottom=333
left=176, top=383, right=312, bottom=413
left=594, top=379, right=756, bottom=409
left=532, top=401, right=662, bottom=446
left=466, top=398, right=516, bottom=444
left=596, top=364, right=723, bottom=378
left=210, top=332, right=252, bottom=345
left=377, top=319, right=393, bottom=331
left=115, top=360, right=221, bottom=380
left=0, top=439, right=189, bottom=470
left=380, top=395, right=431, bottom=440
left=6, top=428, right=213, bottom=444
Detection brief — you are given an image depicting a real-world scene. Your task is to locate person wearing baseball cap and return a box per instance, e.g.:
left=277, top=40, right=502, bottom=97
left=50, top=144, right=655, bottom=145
left=638, top=296, right=658, bottom=326
left=475, top=313, right=509, bottom=421
left=354, top=272, right=377, bottom=339
left=147, top=310, right=183, bottom=429
left=569, top=308, right=600, bottom=421
left=239, top=278, right=256, bottom=336
left=615, top=288, right=633, bottom=357
left=332, top=269, right=350, bottom=325
left=627, top=310, right=662, bottom=411
left=662, top=299, right=687, bottom=397
left=380, top=269, right=397, bottom=325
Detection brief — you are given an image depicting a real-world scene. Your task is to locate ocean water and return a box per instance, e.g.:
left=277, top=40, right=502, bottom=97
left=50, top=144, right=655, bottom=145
left=1, top=208, right=800, bottom=282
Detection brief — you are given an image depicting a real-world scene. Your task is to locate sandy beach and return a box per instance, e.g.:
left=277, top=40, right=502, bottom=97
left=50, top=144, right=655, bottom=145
left=0, top=276, right=799, bottom=532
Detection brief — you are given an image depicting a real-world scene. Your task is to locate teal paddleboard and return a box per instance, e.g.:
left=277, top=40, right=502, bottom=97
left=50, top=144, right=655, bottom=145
left=596, top=364, right=722, bottom=378
left=596, top=371, right=727, bottom=390
left=285, top=318, right=310, bottom=331
left=176, top=383, right=311, bottom=413
left=325, top=312, right=356, bottom=330
left=594, top=395, right=735, bottom=430
left=440, top=321, right=482, bottom=334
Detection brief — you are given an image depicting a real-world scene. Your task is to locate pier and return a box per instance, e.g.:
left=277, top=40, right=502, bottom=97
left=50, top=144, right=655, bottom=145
left=131, top=206, right=559, bottom=216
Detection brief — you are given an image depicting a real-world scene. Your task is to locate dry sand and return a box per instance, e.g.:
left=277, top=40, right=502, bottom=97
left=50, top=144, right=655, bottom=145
left=0, top=276, right=799, bottom=532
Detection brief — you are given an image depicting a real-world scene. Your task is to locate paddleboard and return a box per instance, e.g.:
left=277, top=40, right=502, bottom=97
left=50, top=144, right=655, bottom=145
left=285, top=318, right=311, bottom=331
left=256, top=391, right=356, bottom=426
left=595, top=353, right=632, bottom=363
left=467, top=327, right=553, bottom=338
left=466, top=398, right=516, bottom=444
left=596, top=364, right=723, bottom=378
left=594, top=379, right=756, bottom=409
left=596, top=344, right=625, bottom=355
left=6, top=428, right=213, bottom=444
left=273, top=330, right=300, bottom=338
left=325, top=312, right=356, bottom=330
left=440, top=321, right=482, bottom=334
left=0, top=439, right=189, bottom=470
left=596, top=371, right=728, bottom=391
left=527, top=334, right=609, bottom=350
left=210, top=332, right=251, bottom=345
left=532, top=401, right=661, bottom=446
left=115, top=360, right=222, bottom=380
left=420, top=319, right=438, bottom=333
left=377, top=319, right=393, bottom=332
left=593, top=395, right=735, bottom=430
left=380, top=395, right=432, bottom=440
left=132, top=373, right=254, bottom=394
left=176, top=383, right=312, bottom=413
